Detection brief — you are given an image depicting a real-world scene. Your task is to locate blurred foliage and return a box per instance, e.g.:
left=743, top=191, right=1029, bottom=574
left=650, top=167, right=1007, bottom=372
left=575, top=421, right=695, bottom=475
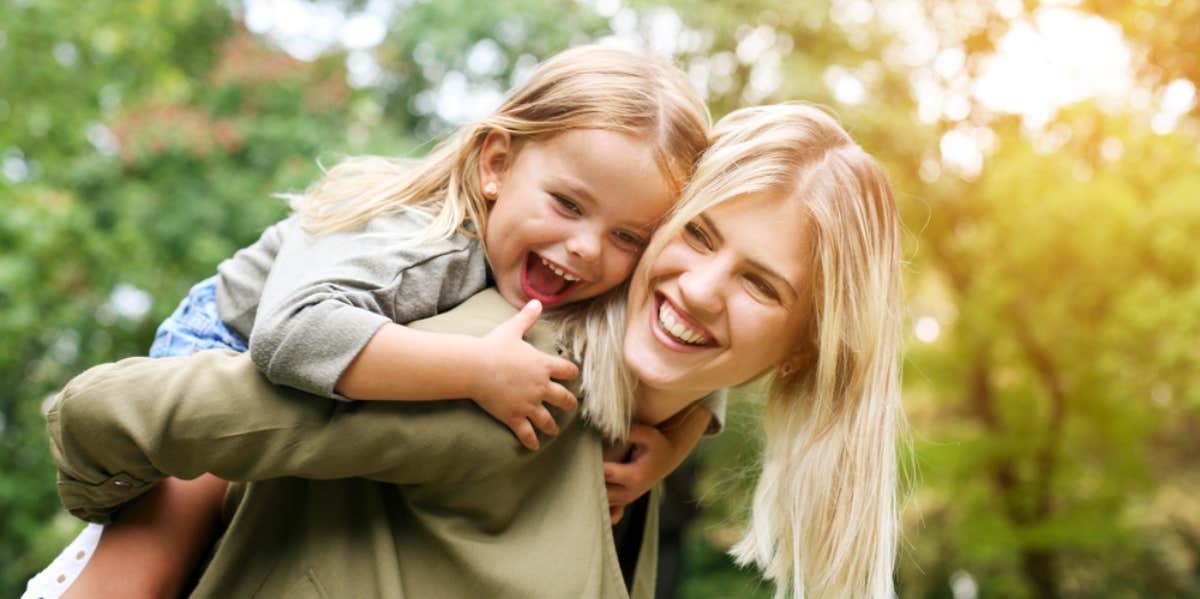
left=2, top=0, right=1199, bottom=597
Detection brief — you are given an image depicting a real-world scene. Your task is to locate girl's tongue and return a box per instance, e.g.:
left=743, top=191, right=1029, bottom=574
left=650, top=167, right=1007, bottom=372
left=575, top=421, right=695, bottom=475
left=521, top=253, right=574, bottom=304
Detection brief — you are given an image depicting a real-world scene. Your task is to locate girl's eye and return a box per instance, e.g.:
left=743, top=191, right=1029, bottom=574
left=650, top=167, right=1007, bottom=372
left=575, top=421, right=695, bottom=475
left=746, top=274, right=781, bottom=303
left=683, top=221, right=713, bottom=251
left=612, top=229, right=645, bottom=251
left=553, top=194, right=582, bottom=216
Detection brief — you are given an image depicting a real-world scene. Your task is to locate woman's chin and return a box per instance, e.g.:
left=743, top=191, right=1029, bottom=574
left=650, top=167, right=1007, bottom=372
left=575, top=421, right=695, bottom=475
left=624, top=339, right=676, bottom=388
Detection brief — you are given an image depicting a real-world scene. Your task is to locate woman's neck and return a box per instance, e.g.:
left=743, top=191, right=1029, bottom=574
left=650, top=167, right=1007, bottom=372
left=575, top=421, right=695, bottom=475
left=631, top=383, right=707, bottom=426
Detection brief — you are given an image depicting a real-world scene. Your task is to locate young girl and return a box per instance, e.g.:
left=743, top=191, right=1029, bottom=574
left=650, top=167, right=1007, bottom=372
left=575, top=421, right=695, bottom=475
left=25, top=44, right=712, bottom=599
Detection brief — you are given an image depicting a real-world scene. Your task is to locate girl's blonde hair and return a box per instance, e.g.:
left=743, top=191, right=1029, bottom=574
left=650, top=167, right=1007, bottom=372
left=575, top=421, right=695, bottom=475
left=576, top=103, right=904, bottom=595
left=290, top=45, right=710, bottom=241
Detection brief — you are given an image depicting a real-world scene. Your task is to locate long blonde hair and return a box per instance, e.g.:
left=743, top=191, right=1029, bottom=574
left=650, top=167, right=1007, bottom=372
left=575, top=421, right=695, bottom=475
left=583, top=104, right=903, bottom=596
left=290, top=45, right=710, bottom=241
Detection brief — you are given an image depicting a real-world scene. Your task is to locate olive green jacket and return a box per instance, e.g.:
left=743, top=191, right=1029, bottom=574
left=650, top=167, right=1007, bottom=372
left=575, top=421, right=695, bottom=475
left=47, top=290, right=659, bottom=598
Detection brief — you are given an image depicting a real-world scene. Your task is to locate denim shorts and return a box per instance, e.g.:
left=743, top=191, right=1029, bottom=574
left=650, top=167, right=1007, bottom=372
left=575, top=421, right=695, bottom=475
left=148, top=275, right=248, bottom=358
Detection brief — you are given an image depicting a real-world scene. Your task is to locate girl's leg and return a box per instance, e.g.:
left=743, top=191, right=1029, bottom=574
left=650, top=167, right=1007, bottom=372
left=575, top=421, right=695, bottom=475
left=61, top=475, right=228, bottom=599
left=28, top=276, right=241, bottom=598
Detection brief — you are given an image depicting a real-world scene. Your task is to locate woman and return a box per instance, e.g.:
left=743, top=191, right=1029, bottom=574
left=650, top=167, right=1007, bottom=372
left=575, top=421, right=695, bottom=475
left=46, top=103, right=903, bottom=597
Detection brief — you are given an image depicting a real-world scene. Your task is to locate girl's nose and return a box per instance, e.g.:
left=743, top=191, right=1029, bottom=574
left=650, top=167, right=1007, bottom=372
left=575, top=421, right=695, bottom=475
left=565, top=228, right=603, bottom=263
left=677, top=258, right=725, bottom=318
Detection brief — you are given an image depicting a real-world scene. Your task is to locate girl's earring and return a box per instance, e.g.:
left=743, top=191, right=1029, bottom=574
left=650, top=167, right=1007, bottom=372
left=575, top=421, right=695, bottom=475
left=779, top=364, right=794, bottom=377
left=483, top=182, right=500, bottom=199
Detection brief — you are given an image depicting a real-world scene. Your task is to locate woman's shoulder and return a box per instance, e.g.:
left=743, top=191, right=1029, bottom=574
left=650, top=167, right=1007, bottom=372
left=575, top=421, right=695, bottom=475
left=408, top=289, right=514, bottom=337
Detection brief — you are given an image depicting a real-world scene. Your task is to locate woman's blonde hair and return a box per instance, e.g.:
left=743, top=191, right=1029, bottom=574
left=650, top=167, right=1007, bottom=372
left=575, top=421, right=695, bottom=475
left=290, top=45, right=710, bottom=241
left=582, top=103, right=903, bottom=596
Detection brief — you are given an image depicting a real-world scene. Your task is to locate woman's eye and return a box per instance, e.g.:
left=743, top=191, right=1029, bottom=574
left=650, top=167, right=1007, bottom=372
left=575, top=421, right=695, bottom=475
left=553, top=194, right=582, bottom=216
left=613, top=230, right=645, bottom=251
left=683, top=221, right=712, bottom=250
left=746, top=275, right=781, bottom=302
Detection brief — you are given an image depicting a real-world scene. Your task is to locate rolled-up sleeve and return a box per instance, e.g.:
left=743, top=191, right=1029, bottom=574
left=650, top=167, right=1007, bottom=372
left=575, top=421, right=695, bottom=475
left=248, top=215, right=486, bottom=398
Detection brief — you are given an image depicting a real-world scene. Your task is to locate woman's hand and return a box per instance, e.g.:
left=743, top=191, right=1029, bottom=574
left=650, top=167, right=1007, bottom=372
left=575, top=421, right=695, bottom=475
left=473, top=299, right=580, bottom=450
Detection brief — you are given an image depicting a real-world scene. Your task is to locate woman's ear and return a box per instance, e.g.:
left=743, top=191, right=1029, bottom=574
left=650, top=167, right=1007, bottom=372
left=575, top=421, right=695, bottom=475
left=478, top=130, right=512, bottom=202
left=778, top=335, right=816, bottom=378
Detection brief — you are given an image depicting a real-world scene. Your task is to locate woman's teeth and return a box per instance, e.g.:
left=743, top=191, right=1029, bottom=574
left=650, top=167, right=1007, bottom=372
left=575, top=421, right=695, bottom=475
left=540, top=257, right=580, bottom=281
left=657, top=302, right=710, bottom=345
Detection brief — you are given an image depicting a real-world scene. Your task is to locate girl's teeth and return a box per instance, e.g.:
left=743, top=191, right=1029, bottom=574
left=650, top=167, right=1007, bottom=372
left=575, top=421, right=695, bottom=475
left=657, top=302, right=709, bottom=345
left=540, top=257, right=580, bottom=282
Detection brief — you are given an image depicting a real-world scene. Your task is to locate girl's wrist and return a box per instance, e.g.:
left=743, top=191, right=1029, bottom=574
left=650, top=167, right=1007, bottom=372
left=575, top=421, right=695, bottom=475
left=462, top=336, right=495, bottom=400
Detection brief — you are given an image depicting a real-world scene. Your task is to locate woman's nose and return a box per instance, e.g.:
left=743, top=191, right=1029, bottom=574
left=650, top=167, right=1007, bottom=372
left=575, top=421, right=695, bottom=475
left=677, top=259, right=725, bottom=317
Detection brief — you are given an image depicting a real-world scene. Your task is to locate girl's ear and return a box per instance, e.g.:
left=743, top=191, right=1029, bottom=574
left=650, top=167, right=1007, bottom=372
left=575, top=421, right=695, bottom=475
left=478, top=129, right=513, bottom=202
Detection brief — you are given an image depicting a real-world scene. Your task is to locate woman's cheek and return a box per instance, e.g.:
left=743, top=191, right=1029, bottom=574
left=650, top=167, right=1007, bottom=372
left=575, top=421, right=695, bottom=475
left=651, top=241, right=692, bottom=274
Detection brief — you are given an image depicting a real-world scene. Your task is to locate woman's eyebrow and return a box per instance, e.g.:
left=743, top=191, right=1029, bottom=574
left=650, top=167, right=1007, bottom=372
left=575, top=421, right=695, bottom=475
left=698, top=213, right=724, bottom=244
left=704, top=212, right=799, bottom=300
left=746, top=258, right=799, bottom=300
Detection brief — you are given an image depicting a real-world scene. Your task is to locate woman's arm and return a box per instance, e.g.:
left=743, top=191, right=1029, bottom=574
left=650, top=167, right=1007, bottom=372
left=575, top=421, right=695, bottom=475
left=49, top=294, right=570, bottom=523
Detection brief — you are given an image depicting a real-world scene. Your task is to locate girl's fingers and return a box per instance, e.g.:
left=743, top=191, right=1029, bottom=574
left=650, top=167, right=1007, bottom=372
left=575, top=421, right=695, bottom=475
left=500, top=300, right=543, bottom=337
left=604, top=463, right=618, bottom=481
left=547, top=356, right=580, bottom=381
left=606, top=485, right=632, bottom=506
left=610, top=505, right=625, bottom=525
left=544, top=383, right=578, bottom=412
left=511, top=419, right=539, bottom=451
left=486, top=300, right=542, bottom=343
left=531, top=407, right=559, bottom=437
left=604, top=462, right=634, bottom=486
left=626, top=423, right=654, bottom=444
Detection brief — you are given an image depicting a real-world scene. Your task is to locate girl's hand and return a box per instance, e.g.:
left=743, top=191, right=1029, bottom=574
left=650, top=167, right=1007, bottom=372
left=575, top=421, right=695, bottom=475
left=603, top=423, right=676, bottom=524
left=474, top=300, right=579, bottom=450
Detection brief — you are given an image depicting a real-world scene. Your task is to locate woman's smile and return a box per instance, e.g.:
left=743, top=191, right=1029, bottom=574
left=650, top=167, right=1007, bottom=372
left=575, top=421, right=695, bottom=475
left=650, top=293, right=716, bottom=350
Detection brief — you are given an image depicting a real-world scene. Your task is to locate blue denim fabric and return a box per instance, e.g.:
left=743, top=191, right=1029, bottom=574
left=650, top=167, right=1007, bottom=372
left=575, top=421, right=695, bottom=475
left=148, top=275, right=248, bottom=358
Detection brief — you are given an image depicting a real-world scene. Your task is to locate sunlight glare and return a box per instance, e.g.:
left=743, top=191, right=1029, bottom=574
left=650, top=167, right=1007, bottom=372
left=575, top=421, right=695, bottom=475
left=973, top=8, right=1132, bottom=128
left=915, top=316, right=941, bottom=344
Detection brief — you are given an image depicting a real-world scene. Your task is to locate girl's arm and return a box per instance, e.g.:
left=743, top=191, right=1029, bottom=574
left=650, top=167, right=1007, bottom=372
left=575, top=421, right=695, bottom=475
left=243, top=217, right=579, bottom=450
left=336, top=300, right=579, bottom=450
left=603, top=404, right=713, bottom=524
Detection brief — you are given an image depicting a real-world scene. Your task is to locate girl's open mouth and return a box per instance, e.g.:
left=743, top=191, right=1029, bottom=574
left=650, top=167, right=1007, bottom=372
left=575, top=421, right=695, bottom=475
left=520, top=253, right=581, bottom=306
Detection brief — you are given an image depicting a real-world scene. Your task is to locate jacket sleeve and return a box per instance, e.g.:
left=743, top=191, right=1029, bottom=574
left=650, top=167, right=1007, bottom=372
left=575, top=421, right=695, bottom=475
left=48, top=290, right=568, bottom=524
left=48, top=350, right=572, bottom=524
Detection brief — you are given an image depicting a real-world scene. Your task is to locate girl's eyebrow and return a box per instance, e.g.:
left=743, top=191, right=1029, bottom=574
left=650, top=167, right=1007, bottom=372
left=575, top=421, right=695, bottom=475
left=547, top=176, right=598, bottom=207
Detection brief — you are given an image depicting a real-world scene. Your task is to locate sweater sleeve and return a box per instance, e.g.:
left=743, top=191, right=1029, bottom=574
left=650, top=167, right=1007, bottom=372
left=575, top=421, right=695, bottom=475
left=248, top=213, right=486, bottom=398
